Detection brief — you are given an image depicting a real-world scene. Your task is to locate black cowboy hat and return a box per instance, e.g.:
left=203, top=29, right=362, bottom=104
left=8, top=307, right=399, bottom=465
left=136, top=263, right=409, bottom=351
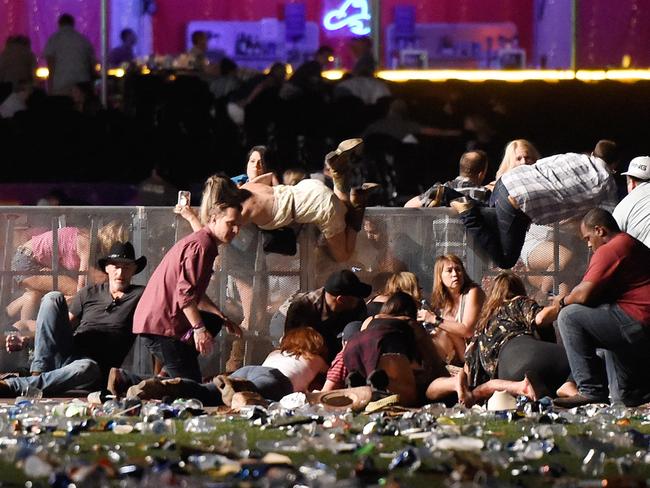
left=98, top=241, right=147, bottom=274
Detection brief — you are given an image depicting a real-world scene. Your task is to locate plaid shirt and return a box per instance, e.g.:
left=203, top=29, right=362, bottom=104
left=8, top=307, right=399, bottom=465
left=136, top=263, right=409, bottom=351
left=501, top=153, right=618, bottom=224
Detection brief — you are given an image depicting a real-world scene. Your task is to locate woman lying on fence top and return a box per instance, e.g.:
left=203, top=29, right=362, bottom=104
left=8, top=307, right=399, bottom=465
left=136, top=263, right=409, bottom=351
left=8, top=221, right=129, bottom=333
left=176, top=139, right=378, bottom=263
left=417, top=254, right=485, bottom=366
left=425, top=271, right=569, bottom=406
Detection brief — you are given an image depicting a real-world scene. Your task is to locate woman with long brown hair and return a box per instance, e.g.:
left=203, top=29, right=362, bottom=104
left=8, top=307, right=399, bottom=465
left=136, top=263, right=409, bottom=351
left=426, top=271, right=569, bottom=405
left=417, top=254, right=485, bottom=365
left=365, top=271, right=422, bottom=316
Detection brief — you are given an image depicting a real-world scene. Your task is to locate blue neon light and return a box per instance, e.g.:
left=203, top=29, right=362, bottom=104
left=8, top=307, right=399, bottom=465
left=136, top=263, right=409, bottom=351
left=323, top=0, right=371, bottom=36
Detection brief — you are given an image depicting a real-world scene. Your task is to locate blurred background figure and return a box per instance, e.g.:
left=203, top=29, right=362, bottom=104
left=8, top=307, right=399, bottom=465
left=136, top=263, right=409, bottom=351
left=108, top=28, right=137, bottom=67
left=0, top=35, right=36, bottom=88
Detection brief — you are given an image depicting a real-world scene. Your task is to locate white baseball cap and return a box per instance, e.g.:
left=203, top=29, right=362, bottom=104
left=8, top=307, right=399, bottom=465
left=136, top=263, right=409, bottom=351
left=621, top=156, right=650, bottom=180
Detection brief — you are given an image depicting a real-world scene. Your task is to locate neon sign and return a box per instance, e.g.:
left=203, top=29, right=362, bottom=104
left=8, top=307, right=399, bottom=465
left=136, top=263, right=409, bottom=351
left=323, top=0, right=371, bottom=36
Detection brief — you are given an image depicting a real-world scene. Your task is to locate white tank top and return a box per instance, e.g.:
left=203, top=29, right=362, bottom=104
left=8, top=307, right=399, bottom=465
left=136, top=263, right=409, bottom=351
left=262, top=350, right=328, bottom=393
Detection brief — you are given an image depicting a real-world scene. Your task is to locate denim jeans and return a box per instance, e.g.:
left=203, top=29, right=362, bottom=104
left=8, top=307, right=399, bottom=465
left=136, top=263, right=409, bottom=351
left=5, top=291, right=101, bottom=395
left=459, top=179, right=530, bottom=269
left=121, top=333, right=203, bottom=386
left=558, top=303, right=650, bottom=406
left=230, top=365, right=293, bottom=401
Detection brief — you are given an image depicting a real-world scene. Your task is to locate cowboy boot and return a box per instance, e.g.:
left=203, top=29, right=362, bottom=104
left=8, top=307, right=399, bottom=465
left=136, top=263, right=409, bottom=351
left=225, top=338, right=245, bottom=373
left=214, top=374, right=258, bottom=407
left=326, top=138, right=364, bottom=194
left=126, top=377, right=187, bottom=401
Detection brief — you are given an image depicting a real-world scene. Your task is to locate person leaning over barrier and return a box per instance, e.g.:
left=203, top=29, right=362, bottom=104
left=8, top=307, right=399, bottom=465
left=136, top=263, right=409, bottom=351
left=554, top=209, right=650, bottom=408
left=0, top=242, right=146, bottom=397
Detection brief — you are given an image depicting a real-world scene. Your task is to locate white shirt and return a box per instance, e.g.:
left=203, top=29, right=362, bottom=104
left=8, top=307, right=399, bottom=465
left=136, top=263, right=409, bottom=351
left=613, top=182, right=650, bottom=248
left=44, top=26, right=95, bottom=95
left=262, top=350, right=328, bottom=393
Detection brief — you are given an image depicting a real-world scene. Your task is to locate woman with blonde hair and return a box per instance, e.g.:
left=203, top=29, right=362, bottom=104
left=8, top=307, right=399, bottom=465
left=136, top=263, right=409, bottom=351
left=495, top=139, right=540, bottom=180
left=366, top=271, right=422, bottom=316
left=418, top=254, right=485, bottom=365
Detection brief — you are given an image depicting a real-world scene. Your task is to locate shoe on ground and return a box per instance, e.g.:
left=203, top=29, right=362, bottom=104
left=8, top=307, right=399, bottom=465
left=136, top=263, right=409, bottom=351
left=107, top=367, right=130, bottom=398
left=350, top=183, right=380, bottom=208
left=553, top=393, right=609, bottom=409
left=449, top=196, right=474, bottom=214
left=213, top=375, right=258, bottom=407
left=0, top=380, right=15, bottom=398
left=126, top=377, right=185, bottom=401
left=230, top=391, right=268, bottom=410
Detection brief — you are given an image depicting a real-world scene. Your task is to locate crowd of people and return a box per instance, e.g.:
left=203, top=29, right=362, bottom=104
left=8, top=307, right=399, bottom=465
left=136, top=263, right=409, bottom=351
left=1, top=132, right=648, bottom=413
left=1, top=14, right=650, bottom=412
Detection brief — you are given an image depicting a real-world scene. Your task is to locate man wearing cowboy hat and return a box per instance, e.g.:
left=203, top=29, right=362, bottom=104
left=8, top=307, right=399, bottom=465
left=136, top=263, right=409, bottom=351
left=0, top=241, right=146, bottom=397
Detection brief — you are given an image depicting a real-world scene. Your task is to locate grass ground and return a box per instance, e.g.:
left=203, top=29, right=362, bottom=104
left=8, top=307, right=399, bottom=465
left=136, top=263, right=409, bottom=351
left=2, top=407, right=650, bottom=487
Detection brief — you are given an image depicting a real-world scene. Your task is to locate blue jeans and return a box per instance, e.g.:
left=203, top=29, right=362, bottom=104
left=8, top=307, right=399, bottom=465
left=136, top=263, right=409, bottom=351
left=230, top=365, right=293, bottom=401
left=459, top=180, right=530, bottom=269
left=5, top=292, right=101, bottom=395
left=558, top=303, right=650, bottom=406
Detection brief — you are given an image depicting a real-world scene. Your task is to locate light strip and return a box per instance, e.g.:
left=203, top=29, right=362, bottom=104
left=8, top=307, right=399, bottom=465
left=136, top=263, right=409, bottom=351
left=324, top=69, right=650, bottom=83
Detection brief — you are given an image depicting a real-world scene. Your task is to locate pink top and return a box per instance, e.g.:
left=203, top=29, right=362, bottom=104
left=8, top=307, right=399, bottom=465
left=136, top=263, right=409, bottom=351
left=133, top=227, right=219, bottom=339
left=30, top=227, right=80, bottom=271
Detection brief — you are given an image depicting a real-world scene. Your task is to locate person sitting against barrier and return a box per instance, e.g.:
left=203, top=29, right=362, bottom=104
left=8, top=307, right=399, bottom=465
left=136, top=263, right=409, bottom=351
left=554, top=209, right=650, bottom=408
left=107, top=198, right=245, bottom=397
left=345, top=291, right=448, bottom=407
left=0, top=242, right=146, bottom=397
left=271, top=269, right=370, bottom=363
left=449, top=140, right=620, bottom=269
left=123, top=326, right=330, bottom=407
left=417, top=255, right=485, bottom=366
left=425, top=271, right=567, bottom=406
left=179, top=139, right=377, bottom=263
left=366, top=271, right=422, bottom=317
left=7, top=221, right=129, bottom=333
left=613, top=156, right=650, bottom=248
left=403, top=150, right=490, bottom=208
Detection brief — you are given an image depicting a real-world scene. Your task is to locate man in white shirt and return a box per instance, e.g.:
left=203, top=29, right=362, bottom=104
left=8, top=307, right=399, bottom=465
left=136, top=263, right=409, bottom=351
left=613, top=156, right=650, bottom=248
left=44, top=14, right=96, bottom=96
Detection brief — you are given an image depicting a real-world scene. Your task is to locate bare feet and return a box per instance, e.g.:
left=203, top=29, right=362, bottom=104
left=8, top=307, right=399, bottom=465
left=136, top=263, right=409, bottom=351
left=456, top=371, right=474, bottom=407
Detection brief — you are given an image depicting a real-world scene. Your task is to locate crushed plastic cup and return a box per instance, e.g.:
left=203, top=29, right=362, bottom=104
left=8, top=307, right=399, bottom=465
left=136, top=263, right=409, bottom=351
left=184, top=416, right=217, bottom=434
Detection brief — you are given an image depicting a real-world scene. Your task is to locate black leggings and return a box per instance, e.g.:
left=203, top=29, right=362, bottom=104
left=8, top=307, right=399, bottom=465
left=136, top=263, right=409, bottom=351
left=497, top=335, right=570, bottom=397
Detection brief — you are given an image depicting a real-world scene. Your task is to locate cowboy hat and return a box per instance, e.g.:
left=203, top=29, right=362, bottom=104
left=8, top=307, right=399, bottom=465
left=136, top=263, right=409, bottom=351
left=306, top=386, right=372, bottom=412
left=97, top=241, right=147, bottom=274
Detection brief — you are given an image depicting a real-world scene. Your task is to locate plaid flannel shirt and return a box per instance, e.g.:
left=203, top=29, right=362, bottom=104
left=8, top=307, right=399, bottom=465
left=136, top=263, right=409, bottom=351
left=501, top=153, right=618, bottom=224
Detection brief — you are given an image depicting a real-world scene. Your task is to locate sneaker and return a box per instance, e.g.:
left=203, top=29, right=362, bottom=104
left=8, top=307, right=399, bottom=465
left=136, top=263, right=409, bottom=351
left=553, top=393, right=609, bottom=409
left=107, top=367, right=130, bottom=398
left=213, top=375, right=258, bottom=407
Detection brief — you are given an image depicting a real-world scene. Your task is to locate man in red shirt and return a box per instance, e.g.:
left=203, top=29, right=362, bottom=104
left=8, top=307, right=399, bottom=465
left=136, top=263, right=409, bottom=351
left=555, top=208, right=650, bottom=408
left=111, top=199, right=244, bottom=394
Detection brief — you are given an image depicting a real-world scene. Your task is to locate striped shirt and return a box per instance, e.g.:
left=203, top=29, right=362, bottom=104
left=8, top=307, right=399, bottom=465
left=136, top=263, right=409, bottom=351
left=501, top=153, right=618, bottom=224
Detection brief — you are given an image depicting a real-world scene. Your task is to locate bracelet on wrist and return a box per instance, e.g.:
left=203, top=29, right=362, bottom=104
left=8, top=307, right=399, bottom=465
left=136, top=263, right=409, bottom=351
left=559, top=297, right=566, bottom=309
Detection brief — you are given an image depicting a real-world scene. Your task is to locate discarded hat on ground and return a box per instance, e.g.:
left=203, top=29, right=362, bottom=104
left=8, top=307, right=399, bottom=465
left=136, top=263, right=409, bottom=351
left=621, top=156, right=650, bottom=180
left=306, top=386, right=372, bottom=412
left=487, top=390, right=517, bottom=411
left=324, top=269, right=371, bottom=298
left=337, top=320, right=362, bottom=342
left=98, top=241, right=147, bottom=274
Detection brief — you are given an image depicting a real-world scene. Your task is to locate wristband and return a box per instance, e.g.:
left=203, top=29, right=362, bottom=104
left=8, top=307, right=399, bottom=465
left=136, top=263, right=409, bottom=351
left=559, top=297, right=566, bottom=309
left=191, top=321, right=205, bottom=330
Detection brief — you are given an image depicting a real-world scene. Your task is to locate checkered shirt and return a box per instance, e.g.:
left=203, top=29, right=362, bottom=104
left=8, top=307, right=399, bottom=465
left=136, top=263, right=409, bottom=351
left=501, top=153, right=618, bottom=224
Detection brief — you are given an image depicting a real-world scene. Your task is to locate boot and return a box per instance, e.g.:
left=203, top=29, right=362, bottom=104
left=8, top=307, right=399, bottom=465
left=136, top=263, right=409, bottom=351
left=213, top=374, right=258, bottom=407
left=326, top=138, right=364, bottom=194
left=225, top=338, right=245, bottom=373
left=230, top=391, right=268, bottom=410
left=126, top=377, right=186, bottom=401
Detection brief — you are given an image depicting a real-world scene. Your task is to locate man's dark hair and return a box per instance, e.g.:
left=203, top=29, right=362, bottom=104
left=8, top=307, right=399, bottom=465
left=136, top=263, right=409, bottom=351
left=120, top=28, right=135, bottom=42
left=58, top=14, right=75, bottom=27
left=593, top=139, right=619, bottom=167
left=220, top=57, right=237, bottom=75
left=459, top=150, right=488, bottom=178
left=582, top=208, right=621, bottom=233
left=380, top=291, right=418, bottom=319
left=191, top=31, right=206, bottom=46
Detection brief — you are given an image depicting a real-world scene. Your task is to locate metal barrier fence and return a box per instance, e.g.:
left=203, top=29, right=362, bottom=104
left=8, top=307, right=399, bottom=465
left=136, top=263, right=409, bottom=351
left=0, top=206, right=589, bottom=377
